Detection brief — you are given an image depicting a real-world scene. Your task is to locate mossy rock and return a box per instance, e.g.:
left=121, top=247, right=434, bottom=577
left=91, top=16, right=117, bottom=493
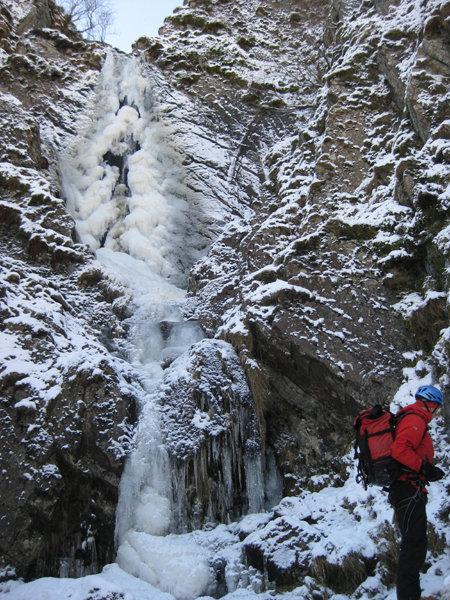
left=7, top=54, right=36, bottom=74
left=188, top=0, right=216, bottom=8
left=407, top=294, right=448, bottom=352
left=268, top=97, right=285, bottom=108
left=169, top=12, right=226, bottom=35
left=177, top=72, right=202, bottom=86
left=416, top=187, right=440, bottom=210
left=433, top=120, right=450, bottom=140
left=169, top=12, right=207, bottom=30
left=0, top=171, right=30, bottom=194
left=252, top=268, right=280, bottom=284
left=374, top=160, right=395, bottom=184
left=237, top=36, right=256, bottom=51
left=142, top=40, right=163, bottom=60
left=241, top=91, right=261, bottom=105
left=78, top=267, right=104, bottom=287
left=251, top=80, right=277, bottom=93
left=293, top=234, right=321, bottom=255
left=436, top=96, right=450, bottom=124
left=27, top=192, right=55, bottom=207
left=205, top=63, right=222, bottom=74
left=310, top=552, right=377, bottom=595
left=134, top=35, right=156, bottom=49
left=205, top=46, right=227, bottom=59
left=256, top=6, right=268, bottom=17
left=219, top=68, right=247, bottom=85
left=327, top=220, right=377, bottom=241
left=202, top=21, right=226, bottom=34
left=384, top=27, right=415, bottom=41
left=325, top=64, right=357, bottom=83
left=393, top=133, right=421, bottom=157
left=171, top=60, right=192, bottom=71
left=0, top=203, right=21, bottom=226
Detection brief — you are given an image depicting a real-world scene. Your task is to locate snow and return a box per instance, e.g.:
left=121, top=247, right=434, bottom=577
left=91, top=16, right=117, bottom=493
left=0, top=272, right=122, bottom=407
left=245, top=280, right=335, bottom=306
left=0, top=565, right=173, bottom=600
left=3, top=0, right=450, bottom=598
left=392, top=290, right=447, bottom=320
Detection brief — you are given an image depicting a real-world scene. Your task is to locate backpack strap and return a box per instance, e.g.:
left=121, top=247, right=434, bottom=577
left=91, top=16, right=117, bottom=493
left=395, top=410, right=429, bottom=441
left=393, top=411, right=429, bottom=481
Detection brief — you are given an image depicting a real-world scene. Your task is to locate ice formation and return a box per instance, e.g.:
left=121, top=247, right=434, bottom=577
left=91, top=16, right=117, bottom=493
left=61, top=52, right=208, bottom=289
left=60, top=52, right=265, bottom=600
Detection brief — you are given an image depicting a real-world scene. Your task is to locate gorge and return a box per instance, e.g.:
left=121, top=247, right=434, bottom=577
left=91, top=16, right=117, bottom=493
left=1, top=0, right=450, bottom=599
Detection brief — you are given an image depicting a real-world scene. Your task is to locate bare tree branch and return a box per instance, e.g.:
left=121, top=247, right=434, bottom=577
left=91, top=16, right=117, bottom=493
left=56, top=0, right=116, bottom=42
left=96, top=7, right=115, bottom=42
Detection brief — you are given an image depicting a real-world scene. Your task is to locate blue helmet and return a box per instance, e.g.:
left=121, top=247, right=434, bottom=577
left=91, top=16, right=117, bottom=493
left=415, top=385, right=444, bottom=405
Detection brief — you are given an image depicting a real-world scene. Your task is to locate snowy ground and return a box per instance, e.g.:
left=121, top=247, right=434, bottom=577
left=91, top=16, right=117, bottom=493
left=2, top=440, right=450, bottom=600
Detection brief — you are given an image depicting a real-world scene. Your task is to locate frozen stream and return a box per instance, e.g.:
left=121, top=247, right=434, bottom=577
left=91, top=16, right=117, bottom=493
left=60, top=52, right=266, bottom=599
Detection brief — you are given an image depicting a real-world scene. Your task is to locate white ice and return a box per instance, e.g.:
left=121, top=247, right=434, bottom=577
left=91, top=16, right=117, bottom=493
left=58, top=51, right=219, bottom=599
left=61, top=52, right=205, bottom=289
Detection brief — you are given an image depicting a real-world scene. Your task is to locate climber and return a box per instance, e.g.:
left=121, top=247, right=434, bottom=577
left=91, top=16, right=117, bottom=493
left=388, top=385, right=445, bottom=600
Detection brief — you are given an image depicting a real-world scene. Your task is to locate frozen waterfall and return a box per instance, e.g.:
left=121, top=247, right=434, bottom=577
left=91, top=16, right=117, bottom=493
left=60, top=52, right=267, bottom=599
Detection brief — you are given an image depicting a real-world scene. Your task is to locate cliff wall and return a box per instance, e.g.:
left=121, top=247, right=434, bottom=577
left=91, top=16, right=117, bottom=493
left=0, top=0, right=449, bottom=593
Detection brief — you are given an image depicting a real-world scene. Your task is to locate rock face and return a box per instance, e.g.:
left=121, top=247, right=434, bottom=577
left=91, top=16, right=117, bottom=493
left=149, top=0, right=450, bottom=493
left=1, top=0, right=450, bottom=592
left=159, top=338, right=266, bottom=531
left=0, top=0, right=138, bottom=580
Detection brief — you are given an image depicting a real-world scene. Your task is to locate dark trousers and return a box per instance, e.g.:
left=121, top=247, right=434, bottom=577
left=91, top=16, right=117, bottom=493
left=389, top=481, right=428, bottom=600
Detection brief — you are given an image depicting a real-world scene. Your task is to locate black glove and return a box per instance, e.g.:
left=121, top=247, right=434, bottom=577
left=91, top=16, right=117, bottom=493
left=419, top=460, right=445, bottom=482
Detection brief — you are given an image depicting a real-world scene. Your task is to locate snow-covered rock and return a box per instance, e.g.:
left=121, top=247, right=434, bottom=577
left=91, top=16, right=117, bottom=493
left=0, top=0, right=137, bottom=579
left=1, top=0, right=450, bottom=599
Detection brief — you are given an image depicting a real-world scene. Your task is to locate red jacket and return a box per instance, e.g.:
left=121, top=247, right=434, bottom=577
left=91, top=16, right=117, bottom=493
left=390, top=401, right=434, bottom=484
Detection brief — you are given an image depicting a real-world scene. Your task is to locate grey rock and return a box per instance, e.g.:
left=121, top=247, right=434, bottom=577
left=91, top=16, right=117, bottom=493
left=159, top=338, right=264, bottom=531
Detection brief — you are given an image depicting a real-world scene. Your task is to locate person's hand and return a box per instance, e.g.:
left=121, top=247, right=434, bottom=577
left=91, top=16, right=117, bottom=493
left=420, top=460, right=445, bottom=481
